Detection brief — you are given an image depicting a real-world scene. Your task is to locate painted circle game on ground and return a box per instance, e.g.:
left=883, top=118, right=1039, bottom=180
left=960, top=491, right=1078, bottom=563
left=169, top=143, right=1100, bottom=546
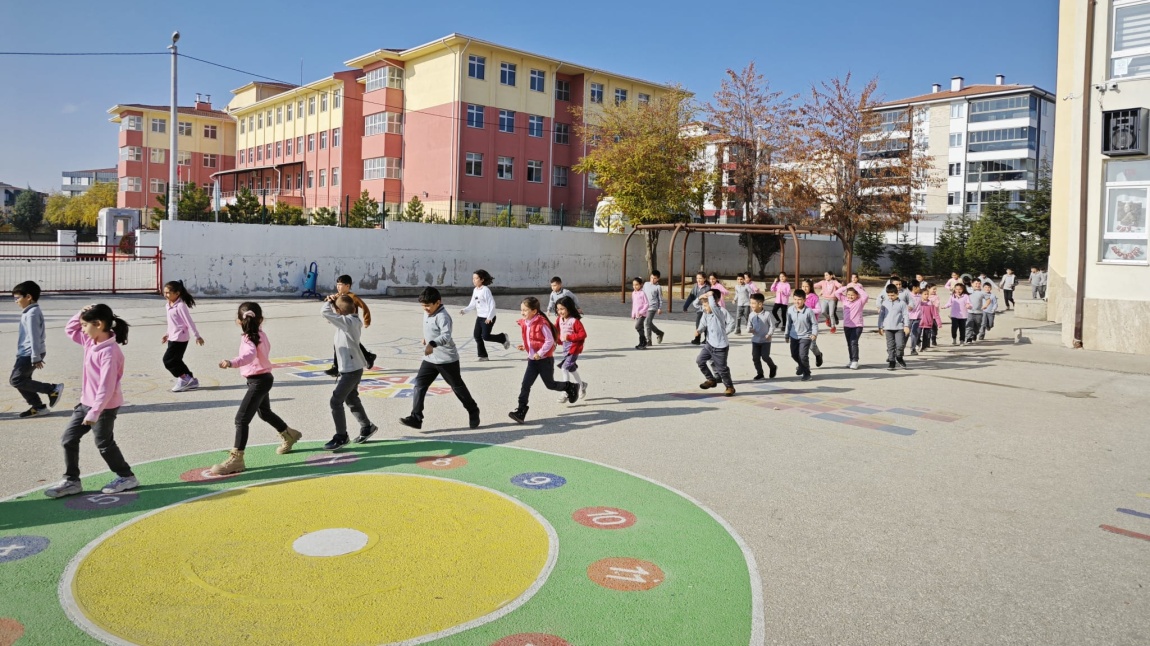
left=0, top=440, right=763, bottom=645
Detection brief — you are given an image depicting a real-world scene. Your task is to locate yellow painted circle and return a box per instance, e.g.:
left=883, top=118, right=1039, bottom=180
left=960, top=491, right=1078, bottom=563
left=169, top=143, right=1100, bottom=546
left=67, top=474, right=554, bottom=645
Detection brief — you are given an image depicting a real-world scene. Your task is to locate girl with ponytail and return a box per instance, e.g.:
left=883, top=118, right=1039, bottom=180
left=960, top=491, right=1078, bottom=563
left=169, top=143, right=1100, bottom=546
left=210, top=302, right=301, bottom=476
left=161, top=280, right=204, bottom=392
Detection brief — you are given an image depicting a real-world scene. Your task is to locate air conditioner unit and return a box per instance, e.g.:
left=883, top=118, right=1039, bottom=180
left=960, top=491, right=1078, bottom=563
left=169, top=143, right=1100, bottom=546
left=1103, top=108, right=1150, bottom=156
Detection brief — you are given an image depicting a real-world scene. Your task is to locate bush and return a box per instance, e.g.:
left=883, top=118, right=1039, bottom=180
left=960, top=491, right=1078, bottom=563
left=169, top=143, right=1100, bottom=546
left=854, top=226, right=886, bottom=275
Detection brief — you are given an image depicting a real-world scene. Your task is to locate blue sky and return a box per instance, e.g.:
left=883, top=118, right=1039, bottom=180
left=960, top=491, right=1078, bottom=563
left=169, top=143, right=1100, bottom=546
left=0, top=0, right=1058, bottom=192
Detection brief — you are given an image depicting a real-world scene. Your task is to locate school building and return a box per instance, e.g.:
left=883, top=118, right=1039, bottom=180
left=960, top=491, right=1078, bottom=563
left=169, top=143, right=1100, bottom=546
left=107, top=96, right=237, bottom=211
left=218, top=33, right=674, bottom=223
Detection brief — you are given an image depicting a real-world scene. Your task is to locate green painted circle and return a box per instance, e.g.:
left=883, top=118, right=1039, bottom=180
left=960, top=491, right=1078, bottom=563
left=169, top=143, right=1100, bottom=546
left=0, top=440, right=761, bottom=645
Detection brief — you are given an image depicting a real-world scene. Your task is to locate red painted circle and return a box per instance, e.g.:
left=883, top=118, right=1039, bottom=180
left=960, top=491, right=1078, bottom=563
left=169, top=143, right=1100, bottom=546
left=491, top=634, right=571, bottom=646
left=572, top=507, right=637, bottom=530
left=179, top=467, right=241, bottom=483
left=587, top=557, right=666, bottom=592
left=416, top=455, right=468, bottom=470
left=0, top=619, right=25, bottom=646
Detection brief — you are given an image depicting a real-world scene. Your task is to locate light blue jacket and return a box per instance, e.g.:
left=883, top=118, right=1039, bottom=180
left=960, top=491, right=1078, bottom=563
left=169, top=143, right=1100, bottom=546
left=321, top=301, right=366, bottom=372
left=786, top=306, right=818, bottom=339
left=422, top=306, right=459, bottom=364
left=697, top=296, right=736, bottom=348
left=18, top=303, right=46, bottom=362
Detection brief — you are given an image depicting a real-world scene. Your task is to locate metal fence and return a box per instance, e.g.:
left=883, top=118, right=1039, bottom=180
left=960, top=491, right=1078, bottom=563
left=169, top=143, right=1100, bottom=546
left=381, top=197, right=596, bottom=229
left=0, top=243, right=162, bottom=293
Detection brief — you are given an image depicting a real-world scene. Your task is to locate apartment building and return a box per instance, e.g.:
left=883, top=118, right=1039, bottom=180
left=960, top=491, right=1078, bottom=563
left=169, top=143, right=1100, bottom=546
left=1047, top=0, right=1150, bottom=354
left=873, top=77, right=1055, bottom=221
left=107, top=96, right=237, bottom=210
left=61, top=168, right=117, bottom=197
left=684, top=122, right=743, bottom=222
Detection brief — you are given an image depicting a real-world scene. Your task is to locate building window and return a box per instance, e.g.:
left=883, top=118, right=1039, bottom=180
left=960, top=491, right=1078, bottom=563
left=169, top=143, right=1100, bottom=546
left=123, top=116, right=142, bottom=131
left=527, top=160, right=543, bottom=183
left=285, top=174, right=293, bottom=191
left=555, top=79, right=571, bottom=102
left=590, top=83, right=604, bottom=104
left=295, top=173, right=301, bottom=190
left=948, top=191, right=962, bottom=206
left=500, top=62, right=517, bottom=86
left=296, top=137, right=303, bottom=154
left=266, top=110, right=272, bottom=126
left=121, top=146, right=142, bottom=162
left=365, top=112, right=402, bottom=135
left=969, top=95, right=1037, bottom=123
left=203, top=154, right=218, bottom=168
left=257, top=113, right=263, bottom=129
left=1113, top=2, right=1150, bottom=78
left=151, top=118, right=166, bottom=133
left=175, top=150, right=190, bottom=166
left=465, top=152, right=483, bottom=177
left=967, top=127, right=1037, bottom=153
left=950, top=103, right=965, bottom=119
left=528, top=115, right=544, bottom=138
left=120, top=177, right=141, bottom=192
left=499, top=110, right=515, bottom=133
left=949, top=133, right=963, bottom=148
left=308, top=134, right=315, bottom=152
left=333, top=127, right=341, bottom=147
left=967, top=158, right=1037, bottom=184
left=467, top=104, right=485, bottom=128
left=204, top=124, right=218, bottom=139
left=363, top=156, right=401, bottom=180
left=240, top=119, right=246, bottom=134
left=530, top=69, right=545, bottom=92
left=276, top=141, right=282, bottom=158
left=948, top=162, right=962, bottom=177
left=307, top=171, right=314, bottom=189
left=248, top=147, right=254, bottom=162
left=552, top=165, right=569, bottom=187
left=256, top=146, right=263, bottom=161
left=265, top=144, right=271, bottom=159
left=497, top=156, right=513, bottom=180
left=468, top=55, right=486, bottom=80
left=308, top=97, right=316, bottom=115
left=149, top=178, right=165, bottom=193
left=149, top=148, right=165, bottom=163
left=615, top=88, right=628, bottom=105
left=320, top=131, right=328, bottom=149
left=587, top=172, right=599, bottom=188
left=319, top=169, right=326, bottom=187
left=274, top=107, right=281, bottom=124
left=284, top=104, right=292, bottom=122
left=286, top=139, right=293, bottom=156
left=334, top=89, right=342, bottom=108
left=554, top=123, right=570, bottom=145
left=638, top=93, right=651, bottom=105
left=365, top=66, right=404, bottom=91
left=297, top=100, right=304, bottom=118
left=1102, top=159, right=1150, bottom=263
left=321, top=93, right=328, bottom=112
left=462, top=201, right=481, bottom=219
left=332, top=167, right=340, bottom=186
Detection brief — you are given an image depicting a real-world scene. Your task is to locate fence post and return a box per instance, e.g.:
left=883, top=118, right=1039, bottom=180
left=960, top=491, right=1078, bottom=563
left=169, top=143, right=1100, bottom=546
left=110, top=242, right=117, bottom=295
left=448, top=196, right=453, bottom=223
left=507, top=199, right=512, bottom=227
left=560, top=203, right=565, bottom=230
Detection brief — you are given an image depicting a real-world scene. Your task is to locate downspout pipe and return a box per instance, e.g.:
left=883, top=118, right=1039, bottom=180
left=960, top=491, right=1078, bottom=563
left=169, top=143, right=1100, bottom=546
left=1073, top=0, right=1097, bottom=349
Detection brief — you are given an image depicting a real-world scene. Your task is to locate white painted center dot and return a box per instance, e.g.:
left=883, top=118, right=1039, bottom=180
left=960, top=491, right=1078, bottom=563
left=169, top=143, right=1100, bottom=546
left=292, top=528, right=370, bottom=557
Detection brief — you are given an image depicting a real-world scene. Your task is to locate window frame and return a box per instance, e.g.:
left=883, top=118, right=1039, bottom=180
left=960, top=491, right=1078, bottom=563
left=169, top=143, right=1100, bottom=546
left=1101, top=158, right=1150, bottom=264
left=465, top=152, right=484, bottom=177
left=468, top=55, right=486, bottom=80
left=527, top=160, right=543, bottom=183
left=528, top=115, right=543, bottom=138
left=467, top=104, right=485, bottom=129
left=615, top=88, right=628, bottom=105
left=149, top=148, right=164, bottom=164
left=554, top=123, right=570, bottom=145
left=500, top=62, right=517, bottom=86
left=203, top=153, right=218, bottom=168
left=150, top=118, right=166, bottom=133
left=590, top=83, right=604, bottom=104
left=499, top=110, right=516, bottom=134
left=555, top=79, right=571, bottom=102
left=497, top=156, right=514, bottom=180
left=529, top=69, right=546, bottom=92
left=177, top=120, right=193, bottom=136
left=552, top=165, right=569, bottom=187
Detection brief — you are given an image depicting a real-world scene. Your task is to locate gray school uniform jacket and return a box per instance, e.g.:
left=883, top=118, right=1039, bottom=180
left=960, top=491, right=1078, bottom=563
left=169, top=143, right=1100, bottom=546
left=321, top=301, right=367, bottom=372
left=748, top=310, right=777, bottom=343
left=697, top=298, right=736, bottom=348
left=642, top=282, right=663, bottom=312
left=423, top=306, right=459, bottom=364
left=734, top=284, right=752, bottom=307
left=547, top=288, right=581, bottom=315
left=967, top=290, right=987, bottom=314
left=879, top=298, right=910, bottom=330
left=786, top=306, right=818, bottom=339
left=18, top=303, right=47, bottom=363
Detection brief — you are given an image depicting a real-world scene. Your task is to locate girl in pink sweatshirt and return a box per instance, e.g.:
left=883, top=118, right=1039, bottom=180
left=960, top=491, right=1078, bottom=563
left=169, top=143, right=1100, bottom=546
left=162, top=280, right=204, bottom=393
left=770, top=273, right=793, bottom=333
left=210, top=302, right=301, bottom=476
left=45, top=305, right=137, bottom=499
left=949, top=283, right=972, bottom=345
left=631, top=277, right=651, bottom=349
left=801, top=279, right=826, bottom=368
left=835, top=282, right=869, bottom=369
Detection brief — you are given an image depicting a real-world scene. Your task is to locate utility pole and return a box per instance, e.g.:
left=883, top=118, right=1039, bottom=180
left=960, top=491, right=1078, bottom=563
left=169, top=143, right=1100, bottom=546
left=167, top=32, right=180, bottom=221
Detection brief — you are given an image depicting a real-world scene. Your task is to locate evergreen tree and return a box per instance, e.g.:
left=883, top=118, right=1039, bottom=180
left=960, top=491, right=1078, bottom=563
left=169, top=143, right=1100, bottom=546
left=311, top=207, right=338, bottom=226
left=967, top=216, right=1008, bottom=276
left=270, top=203, right=305, bottom=226
left=853, top=226, right=886, bottom=275
left=1018, top=168, right=1053, bottom=269
left=932, top=212, right=973, bottom=275
left=347, top=190, right=381, bottom=228
left=226, top=187, right=262, bottom=224
left=397, top=196, right=426, bottom=222
left=888, top=232, right=927, bottom=278
left=10, top=188, right=44, bottom=239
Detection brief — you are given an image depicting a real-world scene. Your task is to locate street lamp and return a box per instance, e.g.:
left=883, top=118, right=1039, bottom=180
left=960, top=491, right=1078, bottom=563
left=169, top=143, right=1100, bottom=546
left=167, top=31, right=180, bottom=221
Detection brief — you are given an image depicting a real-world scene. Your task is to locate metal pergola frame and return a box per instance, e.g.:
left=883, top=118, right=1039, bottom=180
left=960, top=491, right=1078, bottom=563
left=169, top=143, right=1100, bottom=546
left=620, top=223, right=839, bottom=310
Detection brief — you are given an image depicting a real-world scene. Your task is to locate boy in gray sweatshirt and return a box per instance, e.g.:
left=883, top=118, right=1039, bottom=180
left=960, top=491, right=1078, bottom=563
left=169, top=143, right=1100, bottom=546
left=12, top=280, right=64, bottom=418
left=400, top=287, right=480, bottom=431
left=786, top=290, right=819, bottom=381
left=321, top=295, right=377, bottom=450
left=734, top=275, right=752, bottom=335
left=747, top=293, right=778, bottom=380
left=696, top=290, right=737, bottom=396
left=880, top=285, right=911, bottom=369
left=642, top=270, right=665, bottom=344
left=546, top=276, right=583, bottom=316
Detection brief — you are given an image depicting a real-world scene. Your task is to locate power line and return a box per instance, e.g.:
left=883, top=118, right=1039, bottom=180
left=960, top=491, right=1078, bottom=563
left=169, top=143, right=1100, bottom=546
left=0, top=51, right=166, bottom=56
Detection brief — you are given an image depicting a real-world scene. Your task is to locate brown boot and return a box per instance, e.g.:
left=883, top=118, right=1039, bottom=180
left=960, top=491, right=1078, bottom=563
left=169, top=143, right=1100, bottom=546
left=277, top=428, right=302, bottom=454
left=724, top=386, right=736, bottom=397
left=699, top=379, right=717, bottom=390
left=210, top=449, right=245, bottom=476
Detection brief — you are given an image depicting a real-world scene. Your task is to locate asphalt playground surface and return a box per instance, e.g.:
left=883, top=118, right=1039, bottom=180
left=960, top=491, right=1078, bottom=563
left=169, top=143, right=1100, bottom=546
left=1, top=288, right=1148, bottom=645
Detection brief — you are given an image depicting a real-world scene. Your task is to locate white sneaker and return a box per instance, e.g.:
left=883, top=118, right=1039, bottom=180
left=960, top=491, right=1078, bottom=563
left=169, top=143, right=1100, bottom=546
left=849, top=362, right=859, bottom=370
left=171, top=376, right=187, bottom=392
left=44, top=479, right=82, bottom=498
left=557, top=394, right=569, bottom=403
left=580, top=382, right=588, bottom=398
left=186, top=377, right=200, bottom=391
left=101, top=475, right=139, bottom=494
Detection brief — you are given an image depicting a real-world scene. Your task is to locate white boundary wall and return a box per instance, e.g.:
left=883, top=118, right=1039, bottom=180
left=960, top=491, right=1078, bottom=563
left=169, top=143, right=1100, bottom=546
left=159, top=221, right=844, bottom=296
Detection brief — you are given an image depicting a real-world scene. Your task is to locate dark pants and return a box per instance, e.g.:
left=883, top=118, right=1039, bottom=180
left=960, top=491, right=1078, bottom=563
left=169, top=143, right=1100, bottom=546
left=11, top=355, right=53, bottom=408
left=951, top=318, right=967, bottom=342
left=843, top=326, right=862, bottom=362
left=517, top=358, right=568, bottom=411
left=694, top=311, right=705, bottom=341
left=696, top=343, right=733, bottom=387
left=1003, top=289, right=1014, bottom=308
left=62, top=404, right=132, bottom=481
left=634, top=317, right=648, bottom=345
left=644, top=311, right=663, bottom=341
left=163, top=341, right=192, bottom=378
left=735, top=306, right=750, bottom=333
left=473, top=316, right=508, bottom=359
left=789, top=337, right=812, bottom=377
left=771, top=303, right=787, bottom=331
left=885, top=330, right=906, bottom=363
left=330, top=369, right=371, bottom=437
left=234, top=373, right=287, bottom=450
left=920, top=326, right=934, bottom=350
left=410, top=360, right=478, bottom=422
left=750, top=342, right=776, bottom=378
left=966, top=314, right=983, bottom=342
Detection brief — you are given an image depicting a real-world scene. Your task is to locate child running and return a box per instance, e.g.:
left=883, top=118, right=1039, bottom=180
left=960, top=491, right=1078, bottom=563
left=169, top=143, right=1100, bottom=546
left=801, top=279, right=826, bottom=368
left=631, top=277, right=650, bottom=349
left=461, top=269, right=511, bottom=361
left=1001, top=268, right=1017, bottom=310
left=918, top=287, right=942, bottom=351
left=554, top=296, right=588, bottom=401
left=747, top=292, right=778, bottom=380
left=546, top=276, right=583, bottom=316
left=695, top=290, right=737, bottom=396
left=161, top=280, right=203, bottom=392
left=324, top=275, right=376, bottom=377
left=835, top=280, right=868, bottom=370
left=978, top=282, right=999, bottom=341
left=11, top=281, right=64, bottom=418
left=966, top=280, right=986, bottom=344
left=907, top=284, right=924, bottom=356
left=814, top=272, right=843, bottom=333
left=708, top=273, right=731, bottom=307
left=734, top=274, right=752, bottom=335
left=509, top=297, right=579, bottom=423
left=688, top=272, right=710, bottom=345
left=642, top=271, right=665, bottom=345
left=210, top=302, right=301, bottom=476
left=770, top=273, right=792, bottom=332
left=949, top=283, right=971, bottom=345
left=880, top=285, right=911, bottom=370
left=786, top=289, right=818, bottom=381
left=321, top=294, right=378, bottom=449
left=399, top=287, right=481, bottom=431
left=45, top=305, right=137, bottom=498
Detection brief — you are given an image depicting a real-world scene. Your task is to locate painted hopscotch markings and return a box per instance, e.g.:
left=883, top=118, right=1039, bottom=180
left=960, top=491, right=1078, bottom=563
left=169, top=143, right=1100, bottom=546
left=0, top=440, right=761, bottom=645
left=1100, top=494, right=1150, bottom=543
left=271, top=355, right=455, bottom=399
left=674, top=382, right=964, bottom=436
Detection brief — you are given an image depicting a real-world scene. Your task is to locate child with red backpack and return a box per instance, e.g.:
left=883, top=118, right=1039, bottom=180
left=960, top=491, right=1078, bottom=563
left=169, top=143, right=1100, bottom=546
left=508, top=297, right=579, bottom=424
